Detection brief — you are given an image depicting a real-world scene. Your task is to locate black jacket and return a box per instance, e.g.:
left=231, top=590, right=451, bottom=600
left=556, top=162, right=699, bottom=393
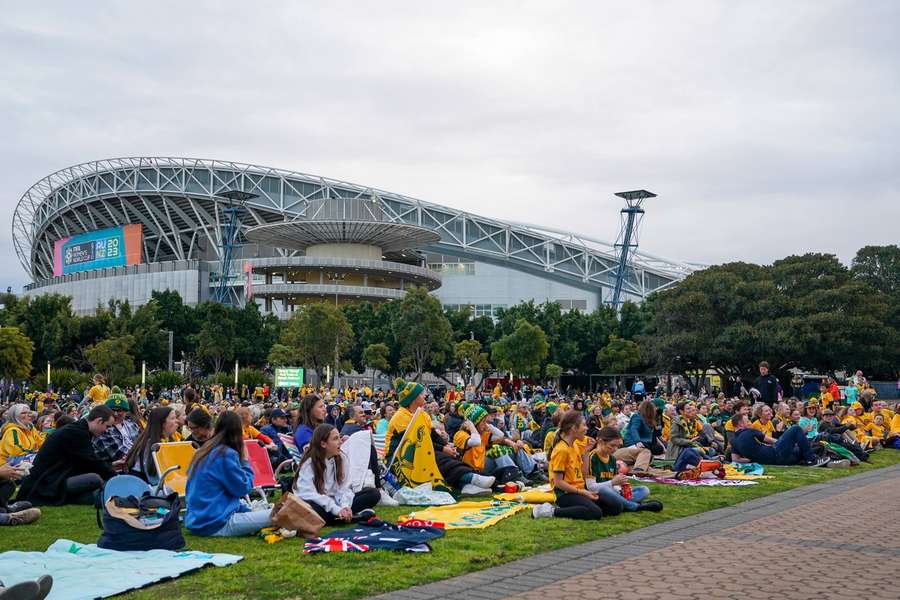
left=17, top=419, right=116, bottom=505
left=753, top=375, right=779, bottom=405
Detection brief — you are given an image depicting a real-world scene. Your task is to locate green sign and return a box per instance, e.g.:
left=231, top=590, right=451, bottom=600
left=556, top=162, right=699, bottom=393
left=275, top=367, right=304, bottom=388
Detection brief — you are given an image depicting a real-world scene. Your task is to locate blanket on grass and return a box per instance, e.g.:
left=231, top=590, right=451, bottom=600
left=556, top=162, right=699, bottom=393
left=0, top=539, right=242, bottom=600
left=400, top=500, right=528, bottom=529
left=494, top=483, right=556, bottom=504
left=631, top=476, right=758, bottom=487
left=303, top=519, right=445, bottom=554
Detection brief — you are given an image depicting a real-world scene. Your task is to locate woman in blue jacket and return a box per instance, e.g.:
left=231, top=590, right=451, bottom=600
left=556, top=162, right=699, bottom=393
left=185, top=411, right=271, bottom=537
left=293, top=394, right=326, bottom=453
left=623, top=400, right=664, bottom=456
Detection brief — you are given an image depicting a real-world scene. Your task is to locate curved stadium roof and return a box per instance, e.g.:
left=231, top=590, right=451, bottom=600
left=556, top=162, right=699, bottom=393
left=13, top=157, right=701, bottom=299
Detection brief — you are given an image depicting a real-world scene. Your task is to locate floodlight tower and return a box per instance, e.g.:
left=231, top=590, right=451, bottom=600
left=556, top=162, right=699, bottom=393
left=214, top=190, right=258, bottom=304
left=610, top=189, right=656, bottom=309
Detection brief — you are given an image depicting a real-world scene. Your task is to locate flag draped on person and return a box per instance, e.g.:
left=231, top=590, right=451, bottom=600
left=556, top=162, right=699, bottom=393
left=386, top=407, right=449, bottom=492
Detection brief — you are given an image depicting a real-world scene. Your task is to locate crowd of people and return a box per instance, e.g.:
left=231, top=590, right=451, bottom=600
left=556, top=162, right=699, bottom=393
left=2, top=362, right=898, bottom=537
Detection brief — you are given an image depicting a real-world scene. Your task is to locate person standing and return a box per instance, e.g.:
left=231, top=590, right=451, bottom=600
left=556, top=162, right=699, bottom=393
left=753, top=362, right=779, bottom=408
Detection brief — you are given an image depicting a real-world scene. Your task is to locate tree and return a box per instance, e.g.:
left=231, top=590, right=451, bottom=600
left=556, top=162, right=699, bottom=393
left=193, top=302, right=235, bottom=374
left=231, top=302, right=281, bottom=367
left=597, top=335, right=641, bottom=392
left=392, top=286, right=453, bottom=380
left=280, top=302, right=354, bottom=382
left=267, top=343, right=300, bottom=367
left=545, top=362, right=563, bottom=389
left=491, top=319, right=549, bottom=378
left=151, top=290, right=199, bottom=360
left=0, top=326, right=34, bottom=380
left=84, top=335, right=135, bottom=385
left=362, top=343, right=390, bottom=387
left=10, top=294, right=77, bottom=369
left=852, top=245, right=900, bottom=295
left=453, top=339, right=491, bottom=387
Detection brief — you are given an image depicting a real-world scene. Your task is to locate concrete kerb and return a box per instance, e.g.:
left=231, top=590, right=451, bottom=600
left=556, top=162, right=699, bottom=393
left=367, top=463, right=900, bottom=600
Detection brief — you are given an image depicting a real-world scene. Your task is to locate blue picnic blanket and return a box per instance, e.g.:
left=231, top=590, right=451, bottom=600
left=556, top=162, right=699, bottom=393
left=0, top=539, right=242, bottom=599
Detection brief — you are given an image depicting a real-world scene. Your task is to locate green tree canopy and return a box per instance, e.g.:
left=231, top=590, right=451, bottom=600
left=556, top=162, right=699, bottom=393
left=491, top=319, right=549, bottom=378
left=392, top=286, right=453, bottom=380
left=84, top=335, right=135, bottom=385
left=0, top=326, right=34, bottom=380
left=280, top=302, right=354, bottom=381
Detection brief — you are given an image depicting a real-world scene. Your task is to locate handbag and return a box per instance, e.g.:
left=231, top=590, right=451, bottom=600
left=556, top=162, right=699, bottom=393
left=270, top=493, right=325, bottom=536
left=97, top=492, right=185, bottom=551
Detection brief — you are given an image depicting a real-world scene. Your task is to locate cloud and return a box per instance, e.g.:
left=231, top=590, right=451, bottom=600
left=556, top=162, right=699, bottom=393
left=1, top=1, right=898, bottom=291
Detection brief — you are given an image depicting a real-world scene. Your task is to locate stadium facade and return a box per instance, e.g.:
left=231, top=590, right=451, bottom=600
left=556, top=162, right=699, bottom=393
left=13, top=157, right=698, bottom=316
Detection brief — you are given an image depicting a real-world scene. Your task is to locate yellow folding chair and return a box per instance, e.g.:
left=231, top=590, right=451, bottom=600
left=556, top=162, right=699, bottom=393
left=152, top=441, right=198, bottom=497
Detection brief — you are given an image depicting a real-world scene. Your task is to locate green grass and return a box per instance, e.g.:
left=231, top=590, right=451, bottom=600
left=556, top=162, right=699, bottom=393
left=5, top=451, right=900, bottom=599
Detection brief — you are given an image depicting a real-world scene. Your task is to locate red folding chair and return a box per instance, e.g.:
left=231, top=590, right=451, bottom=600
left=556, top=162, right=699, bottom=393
left=243, top=440, right=277, bottom=500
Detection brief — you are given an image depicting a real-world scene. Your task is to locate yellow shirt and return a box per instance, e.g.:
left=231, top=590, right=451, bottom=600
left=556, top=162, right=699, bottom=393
left=662, top=414, right=672, bottom=441
left=751, top=419, right=774, bottom=438
left=453, top=429, right=489, bottom=471
left=0, top=423, right=44, bottom=463
left=87, top=384, right=110, bottom=405
left=864, top=422, right=886, bottom=440
left=820, top=392, right=834, bottom=409
left=890, top=414, right=900, bottom=438
left=549, top=439, right=585, bottom=498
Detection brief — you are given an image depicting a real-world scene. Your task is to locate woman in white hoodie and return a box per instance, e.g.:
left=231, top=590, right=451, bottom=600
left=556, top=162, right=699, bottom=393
left=293, top=424, right=379, bottom=524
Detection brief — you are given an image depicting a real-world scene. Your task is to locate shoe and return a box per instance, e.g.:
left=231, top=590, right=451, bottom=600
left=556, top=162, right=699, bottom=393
left=527, top=471, right=549, bottom=485
left=36, top=576, right=53, bottom=600
left=460, top=483, right=491, bottom=496
left=0, top=580, right=40, bottom=600
left=827, top=459, right=851, bottom=468
left=636, top=500, right=663, bottom=512
left=531, top=502, right=555, bottom=519
left=351, top=508, right=376, bottom=523
left=5, top=508, right=41, bottom=526
left=471, top=474, right=496, bottom=488
left=377, top=489, right=399, bottom=507
left=5, top=501, right=32, bottom=513
left=805, top=457, right=831, bottom=467
left=676, top=466, right=702, bottom=480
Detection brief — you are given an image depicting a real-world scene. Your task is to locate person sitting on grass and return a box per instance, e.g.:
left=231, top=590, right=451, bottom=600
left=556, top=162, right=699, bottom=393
left=730, top=413, right=829, bottom=467
left=91, top=388, right=141, bottom=465
left=385, top=379, right=494, bottom=495
left=185, top=408, right=214, bottom=445
left=16, top=405, right=117, bottom=505
left=665, top=401, right=717, bottom=474
left=293, top=394, right=326, bottom=453
left=532, top=411, right=620, bottom=520
left=293, top=424, right=379, bottom=524
left=185, top=411, right=272, bottom=537
left=123, top=406, right=179, bottom=485
left=0, top=462, right=41, bottom=526
left=623, top=400, right=664, bottom=456
left=453, top=403, right=533, bottom=487
left=0, top=404, right=44, bottom=466
left=236, top=406, right=277, bottom=452
left=585, top=427, right=663, bottom=513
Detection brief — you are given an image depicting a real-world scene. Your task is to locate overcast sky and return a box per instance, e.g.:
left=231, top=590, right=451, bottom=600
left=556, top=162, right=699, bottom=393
left=2, top=1, right=898, bottom=291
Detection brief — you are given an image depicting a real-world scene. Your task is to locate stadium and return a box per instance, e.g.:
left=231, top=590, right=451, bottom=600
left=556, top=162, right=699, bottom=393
left=13, top=157, right=698, bottom=315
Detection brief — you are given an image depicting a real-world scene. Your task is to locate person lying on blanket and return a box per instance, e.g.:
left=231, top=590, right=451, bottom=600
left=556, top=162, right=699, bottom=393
left=385, top=379, right=495, bottom=495
left=293, top=424, right=380, bottom=524
left=730, top=414, right=829, bottom=467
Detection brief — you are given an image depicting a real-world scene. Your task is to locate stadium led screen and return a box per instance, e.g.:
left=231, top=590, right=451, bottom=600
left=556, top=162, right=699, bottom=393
left=53, top=224, right=143, bottom=276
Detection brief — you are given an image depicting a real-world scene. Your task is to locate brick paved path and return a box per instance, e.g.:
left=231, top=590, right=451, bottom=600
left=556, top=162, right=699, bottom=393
left=369, top=463, right=900, bottom=600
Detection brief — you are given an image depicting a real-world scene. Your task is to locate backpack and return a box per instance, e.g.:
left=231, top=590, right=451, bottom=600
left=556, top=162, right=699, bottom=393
left=95, top=475, right=185, bottom=551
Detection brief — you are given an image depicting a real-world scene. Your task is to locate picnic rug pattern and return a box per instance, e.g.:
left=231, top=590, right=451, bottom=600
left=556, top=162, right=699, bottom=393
left=400, top=500, right=529, bottom=529
left=631, top=476, right=759, bottom=487
left=0, top=539, right=242, bottom=600
left=303, top=519, right=445, bottom=554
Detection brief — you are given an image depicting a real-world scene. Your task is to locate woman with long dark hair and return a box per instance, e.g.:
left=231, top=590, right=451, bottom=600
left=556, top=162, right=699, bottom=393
left=185, top=411, right=272, bottom=536
left=622, top=400, right=664, bottom=455
left=123, top=406, right=178, bottom=484
left=293, top=424, right=379, bottom=524
left=293, top=394, right=326, bottom=452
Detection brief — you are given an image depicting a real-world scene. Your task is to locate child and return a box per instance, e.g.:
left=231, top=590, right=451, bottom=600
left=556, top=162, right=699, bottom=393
left=532, top=412, right=620, bottom=520
left=863, top=415, right=886, bottom=449
left=185, top=411, right=272, bottom=536
left=585, top=427, right=662, bottom=513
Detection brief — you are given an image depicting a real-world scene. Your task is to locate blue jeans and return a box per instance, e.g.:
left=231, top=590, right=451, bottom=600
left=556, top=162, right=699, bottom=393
left=596, top=484, right=650, bottom=512
left=673, top=448, right=704, bottom=472
left=773, top=425, right=816, bottom=464
left=211, top=507, right=272, bottom=537
left=485, top=448, right=536, bottom=477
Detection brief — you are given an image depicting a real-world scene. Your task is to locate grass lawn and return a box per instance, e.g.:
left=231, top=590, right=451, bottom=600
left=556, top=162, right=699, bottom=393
left=5, top=451, right=900, bottom=599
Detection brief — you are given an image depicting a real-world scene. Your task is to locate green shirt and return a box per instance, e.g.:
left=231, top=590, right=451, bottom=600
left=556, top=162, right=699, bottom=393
left=589, top=451, right=617, bottom=483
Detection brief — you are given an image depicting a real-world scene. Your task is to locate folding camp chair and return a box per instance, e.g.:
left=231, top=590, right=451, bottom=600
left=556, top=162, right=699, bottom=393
left=243, top=439, right=281, bottom=501
left=151, top=441, right=198, bottom=498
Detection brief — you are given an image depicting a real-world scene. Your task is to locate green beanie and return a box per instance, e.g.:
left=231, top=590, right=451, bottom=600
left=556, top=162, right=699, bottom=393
left=545, top=401, right=559, bottom=416
left=464, top=403, right=488, bottom=426
left=395, top=378, right=425, bottom=408
left=105, top=386, right=129, bottom=411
